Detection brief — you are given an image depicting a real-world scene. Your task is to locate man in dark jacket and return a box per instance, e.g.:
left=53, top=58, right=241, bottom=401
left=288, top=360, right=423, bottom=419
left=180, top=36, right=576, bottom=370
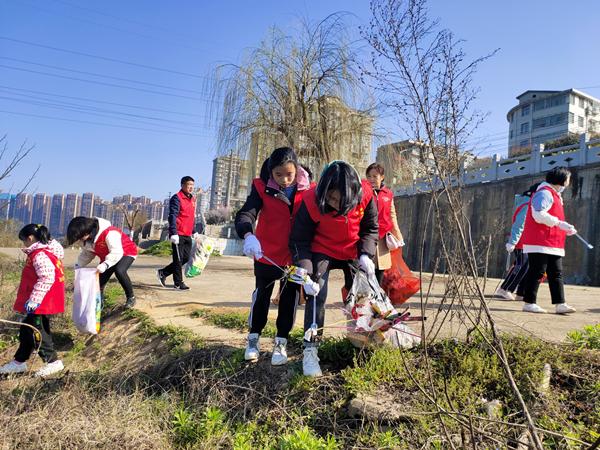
left=157, top=176, right=199, bottom=290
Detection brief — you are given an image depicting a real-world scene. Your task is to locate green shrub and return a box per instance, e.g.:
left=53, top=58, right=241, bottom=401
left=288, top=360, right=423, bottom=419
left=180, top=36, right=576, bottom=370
left=143, top=240, right=172, bottom=257
left=278, top=426, right=340, bottom=450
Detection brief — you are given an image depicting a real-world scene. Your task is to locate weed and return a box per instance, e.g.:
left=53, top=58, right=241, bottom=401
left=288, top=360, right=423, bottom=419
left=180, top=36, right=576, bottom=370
left=215, top=348, right=246, bottom=376
left=568, top=323, right=600, bottom=350
left=278, top=426, right=340, bottom=450
left=342, top=346, right=407, bottom=395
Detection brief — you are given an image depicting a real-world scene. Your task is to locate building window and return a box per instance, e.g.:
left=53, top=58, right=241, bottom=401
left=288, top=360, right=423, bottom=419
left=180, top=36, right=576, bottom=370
left=521, top=105, right=530, bottom=116
left=578, top=116, right=584, bottom=127
left=570, top=95, right=577, bottom=105
left=520, top=123, right=529, bottom=134
left=579, top=97, right=585, bottom=108
left=569, top=112, right=574, bottom=123
left=520, top=139, right=529, bottom=147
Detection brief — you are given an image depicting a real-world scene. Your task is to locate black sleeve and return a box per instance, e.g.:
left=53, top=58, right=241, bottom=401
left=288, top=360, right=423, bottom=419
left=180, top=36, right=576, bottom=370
left=168, top=194, right=180, bottom=236
left=234, top=184, right=263, bottom=239
left=357, top=197, right=379, bottom=258
left=289, top=202, right=317, bottom=275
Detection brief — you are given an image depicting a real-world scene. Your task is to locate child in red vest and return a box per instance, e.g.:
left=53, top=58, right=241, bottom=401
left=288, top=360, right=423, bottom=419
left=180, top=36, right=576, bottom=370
left=235, top=147, right=314, bottom=365
left=0, top=224, right=65, bottom=377
left=67, top=217, right=138, bottom=308
left=520, top=166, right=577, bottom=314
left=290, top=161, right=379, bottom=377
left=365, top=163, right=405, bottom=285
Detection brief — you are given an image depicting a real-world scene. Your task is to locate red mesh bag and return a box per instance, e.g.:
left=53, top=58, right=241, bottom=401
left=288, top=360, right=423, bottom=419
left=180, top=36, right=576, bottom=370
left=381, top=248, right=421, bottom=305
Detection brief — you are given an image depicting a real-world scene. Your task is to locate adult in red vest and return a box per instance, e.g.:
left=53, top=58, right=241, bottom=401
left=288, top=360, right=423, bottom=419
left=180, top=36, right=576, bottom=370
left=365, top=163, right=405, bottom=285
left=494, top=183, right=540, bottom=300
left=67, top=216, right=138, bottom=308
left=157, top=176, right=200, bottom=291
left=290, top=161, right=379, bottom=377
left=235, top=147, right=314, bottom=366
left=0, top=224, right=66, bottom=377
left=520, top=166, right=577, bottom=314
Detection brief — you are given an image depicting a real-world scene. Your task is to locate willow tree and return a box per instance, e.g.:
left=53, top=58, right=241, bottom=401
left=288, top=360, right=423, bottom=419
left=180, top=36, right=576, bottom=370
left=208, top=14, right=374, bottom=175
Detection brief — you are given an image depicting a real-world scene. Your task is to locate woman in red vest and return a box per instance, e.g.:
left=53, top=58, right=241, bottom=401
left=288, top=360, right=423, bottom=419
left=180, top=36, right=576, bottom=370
left=235, top=147, right=314, bottom=366
left=520, top=166, right=577, bottom=314
left=365, top=163, right=405, bottom=284
left=290, top=161, right=379, bottom=377
left=0, top=224, right=65, bottom=377
left=67, top=216, right=138, bottom=308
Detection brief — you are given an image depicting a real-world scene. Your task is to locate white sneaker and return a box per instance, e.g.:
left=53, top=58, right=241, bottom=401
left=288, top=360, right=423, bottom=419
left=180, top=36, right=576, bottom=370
left=522, top=303, right=547, bottom=314
left=303, top=346, right=322, bottom=377
left=35, top=360, right=64, bottom=378
left=555, top=304, right=576, bottom=314
left=271, top=337, right=288, bottom=366
left=494, top=288, right=515, bottom=301
left=244, top=333, right=260, bottom=361
left=0, top=360, right=27, bottom=375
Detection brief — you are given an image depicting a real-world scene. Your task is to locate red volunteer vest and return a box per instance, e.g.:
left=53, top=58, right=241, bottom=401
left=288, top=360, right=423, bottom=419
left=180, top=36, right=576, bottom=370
left=304, top=180, right=374, bottom=261
left=94, top=226, right=138, bottom=262
left=254, top=178, right=314, bottom=267
left=176, top=190, right=196, bottom=236
left=14, top=248, right=65, bottom=315
left=375, top=186, right=394, bottom=239
left=512, top=203, right=528, bottom=250
left=520, top=186, right=566, bottom=251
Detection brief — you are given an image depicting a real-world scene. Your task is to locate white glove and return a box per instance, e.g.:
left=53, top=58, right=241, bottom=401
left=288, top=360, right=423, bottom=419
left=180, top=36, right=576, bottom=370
left=558, top=221, right=577, bottom=236
left=25, top=299, right=41, bottom=314
left=192, top=232, right=200, bottom=239
left=243, top=234, right=263, bottom=260
left=303, top=279, right=320, bottom=296
left=359, top=254, right=375, bottom=276
left=170, top=235, right=179, bottom=245
left=97, top=263, right=108, bottom=274
left=505, top=243, right=515, bottom=253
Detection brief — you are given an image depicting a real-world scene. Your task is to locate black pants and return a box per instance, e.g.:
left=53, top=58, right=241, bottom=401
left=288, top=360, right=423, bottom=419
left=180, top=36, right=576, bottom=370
left=161, top=235, right=192, bottom=286
left=500, top=249, right=529, bottom=295
left=249, top=261, right=300, bottom=339
left=99, top=256, right=135, bottom=299
left=14, top=314, right=57, bottom=363
left=522, top=253, right=565, bottom=305
left=375, top=269, right=385, bottom=286
left=304, top=253, right=356, bottom=338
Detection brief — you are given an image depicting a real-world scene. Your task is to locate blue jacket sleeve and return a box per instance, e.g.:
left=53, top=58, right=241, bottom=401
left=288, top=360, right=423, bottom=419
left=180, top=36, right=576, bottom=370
left=509, top=205, right=528, bottom=246
left=168, top=194, right=180, bottom=236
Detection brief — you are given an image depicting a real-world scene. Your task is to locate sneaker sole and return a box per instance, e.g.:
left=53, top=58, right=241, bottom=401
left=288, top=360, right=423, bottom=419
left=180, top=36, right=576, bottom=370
left=156, top=271, right=167, bottom=288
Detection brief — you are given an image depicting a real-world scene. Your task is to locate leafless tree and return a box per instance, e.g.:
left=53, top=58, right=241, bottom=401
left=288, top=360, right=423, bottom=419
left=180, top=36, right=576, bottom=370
left=0, top=135, right=39, bottom=213
left=362, top=1, right=553, bottom=448
left=119, top=205, right=147, bottom=240
left=207, top=13, right=375, bottom=174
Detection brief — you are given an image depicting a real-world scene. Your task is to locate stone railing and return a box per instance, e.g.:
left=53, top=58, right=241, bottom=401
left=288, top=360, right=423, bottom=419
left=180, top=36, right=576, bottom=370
left=394, top=134, right=600, bottom=196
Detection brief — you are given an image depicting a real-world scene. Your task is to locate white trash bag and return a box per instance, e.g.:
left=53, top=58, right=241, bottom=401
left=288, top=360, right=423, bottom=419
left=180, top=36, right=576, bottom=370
left=73, top=268, right=102, bottom=334
left=185, top=234, right=214, bottom=278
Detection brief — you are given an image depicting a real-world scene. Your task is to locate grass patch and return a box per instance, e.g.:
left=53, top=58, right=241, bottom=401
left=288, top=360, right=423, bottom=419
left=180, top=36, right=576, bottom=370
left=122, top=308, right=203, bottom=354
left=143, top=240, right=172, bottom=257
left=568, top=323, right=600, bottom=350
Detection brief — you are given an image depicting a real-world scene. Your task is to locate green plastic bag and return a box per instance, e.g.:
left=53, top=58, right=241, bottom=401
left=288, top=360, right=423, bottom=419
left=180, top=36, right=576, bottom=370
left=185, top=235, right=214, bottom=278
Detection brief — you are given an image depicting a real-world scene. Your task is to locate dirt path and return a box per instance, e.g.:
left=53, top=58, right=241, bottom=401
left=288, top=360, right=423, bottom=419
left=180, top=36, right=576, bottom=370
left=2, top=248, right=599, bottom=348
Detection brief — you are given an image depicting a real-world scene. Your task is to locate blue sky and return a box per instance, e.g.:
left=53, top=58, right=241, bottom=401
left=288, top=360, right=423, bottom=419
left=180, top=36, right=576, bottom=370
left=1, top=0, right=598, bottom=200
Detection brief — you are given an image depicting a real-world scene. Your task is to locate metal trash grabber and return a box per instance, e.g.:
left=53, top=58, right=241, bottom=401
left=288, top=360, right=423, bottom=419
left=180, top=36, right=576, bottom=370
left=574, top=233, right=594, bottom=250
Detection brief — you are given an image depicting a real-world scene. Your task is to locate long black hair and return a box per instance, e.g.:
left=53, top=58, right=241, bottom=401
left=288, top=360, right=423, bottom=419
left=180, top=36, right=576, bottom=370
left=259, top=147, right=298, bottom=183
left=66, top=216, right=99, bottom=246
left=316, top=161, right=362, bottom=216
left=522, top=182, right=541, bottom=197
left=545, top=166, right=571, bottom=186
left=18, top=223, right=51, bottom=244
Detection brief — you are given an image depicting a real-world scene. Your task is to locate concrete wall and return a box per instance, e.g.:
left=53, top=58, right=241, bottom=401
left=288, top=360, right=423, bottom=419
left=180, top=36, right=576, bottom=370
left=395, top=162, right=600, bottom=286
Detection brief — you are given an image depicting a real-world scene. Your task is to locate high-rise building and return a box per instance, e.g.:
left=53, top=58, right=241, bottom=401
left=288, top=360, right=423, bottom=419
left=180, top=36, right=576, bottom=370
left=93, top=200, right=112, bottom=221
left=210, top=155, right=248, bottom=210
left=80, top=193, right=95, bottom=217
left=60, top=193, right=80, bottom=235
left=507, top=89, right=600, bottom=156
left=31, top=193, right=51, bottom=226
left=49, top=194, right=64, bottom=236
left=14, top=193, right=32, bottom=225
left=144, top=201, right=164, bottom=222
left=196, top=188, right=210, bottom=215
left=111, top=207, right=125, bottom=229
left=0, top=193, right=16, bottom=220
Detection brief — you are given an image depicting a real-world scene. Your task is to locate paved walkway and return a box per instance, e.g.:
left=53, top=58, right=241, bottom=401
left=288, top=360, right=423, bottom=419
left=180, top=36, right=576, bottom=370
left=1, top=248, right=598, bottom=346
